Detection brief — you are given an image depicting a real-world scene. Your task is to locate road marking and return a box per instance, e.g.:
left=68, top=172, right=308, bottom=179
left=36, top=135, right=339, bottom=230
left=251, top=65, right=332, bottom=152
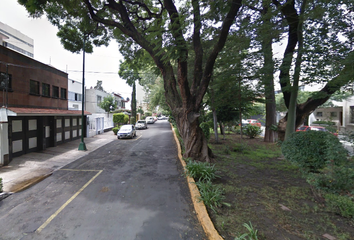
left=35, top=170, right=103, bottom=234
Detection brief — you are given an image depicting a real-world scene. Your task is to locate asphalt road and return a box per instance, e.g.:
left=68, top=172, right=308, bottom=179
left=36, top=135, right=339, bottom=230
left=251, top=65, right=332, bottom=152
left=0, top=120, right=206, bottom=240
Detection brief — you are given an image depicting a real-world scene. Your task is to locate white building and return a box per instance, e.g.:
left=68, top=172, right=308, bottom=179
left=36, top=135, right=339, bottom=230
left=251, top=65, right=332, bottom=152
left=68, top=79, right=83, bottom=110
left=0, top=21, right=34, bottom=58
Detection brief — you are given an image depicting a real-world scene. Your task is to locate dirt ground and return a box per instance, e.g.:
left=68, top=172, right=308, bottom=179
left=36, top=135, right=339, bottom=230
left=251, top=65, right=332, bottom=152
left=206, top=133, right=354, bottom=240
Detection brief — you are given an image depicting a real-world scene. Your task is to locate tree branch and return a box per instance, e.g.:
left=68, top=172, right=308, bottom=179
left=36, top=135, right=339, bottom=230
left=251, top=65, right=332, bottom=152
left=195, top=0, right=242, bottom=108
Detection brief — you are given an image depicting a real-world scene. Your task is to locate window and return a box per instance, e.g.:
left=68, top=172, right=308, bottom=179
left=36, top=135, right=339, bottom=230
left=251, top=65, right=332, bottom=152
left=52, top=86, right=59, bottom=98
left=350, top=106, right=354, bottom=123
left=60, top=88, right=67, bottom=99
left=68, top=91, right=82, bottom=101
left=30, top=80, right=40, bottom=95
left=0, top=72, right=12, bottom=90
left=316, top=112, right=323, bottom=117
left=97, top=95, right=102, bottom=106
left=330, top=112, right=337, bottom=118
left=42, top=83, right=50, bottom=97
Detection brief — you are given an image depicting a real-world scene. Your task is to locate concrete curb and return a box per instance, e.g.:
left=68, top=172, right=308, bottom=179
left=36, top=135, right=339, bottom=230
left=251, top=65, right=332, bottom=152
left=170, top=124, right=223, bottom=240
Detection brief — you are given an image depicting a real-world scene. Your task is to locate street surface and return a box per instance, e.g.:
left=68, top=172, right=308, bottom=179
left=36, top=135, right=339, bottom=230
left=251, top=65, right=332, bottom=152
left=0, top=120, right=205, bottom=240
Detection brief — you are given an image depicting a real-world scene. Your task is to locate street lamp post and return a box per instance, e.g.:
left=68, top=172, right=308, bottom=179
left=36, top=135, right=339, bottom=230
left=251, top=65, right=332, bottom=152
left=78, top=36, right=87, bottom=151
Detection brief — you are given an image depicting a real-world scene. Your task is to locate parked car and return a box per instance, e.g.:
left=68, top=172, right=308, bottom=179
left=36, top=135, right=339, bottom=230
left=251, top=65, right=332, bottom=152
left=117, top=124, right=137, bottom=139
left=146, top=117, right=155, bottom=124
left=135, top=120, right=148, bottom=130
left=296, top=125, right=338, bottom=136
left=246, top=119, right=262, bottom=127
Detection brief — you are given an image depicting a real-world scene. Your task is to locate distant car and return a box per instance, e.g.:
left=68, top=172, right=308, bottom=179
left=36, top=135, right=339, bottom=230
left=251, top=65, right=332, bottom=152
left=239, top=119, right=249, bottom=126
left=117, top=124, right=137, bottom=139
left=296, top=125, right=338, bottom=136
left=158, top=116, right=168, bottom=120
left=146, top=117, right=155, bottom=124
left=135, top=120, right=147, bottom=130
left=246, top=119, right=261, bottom=127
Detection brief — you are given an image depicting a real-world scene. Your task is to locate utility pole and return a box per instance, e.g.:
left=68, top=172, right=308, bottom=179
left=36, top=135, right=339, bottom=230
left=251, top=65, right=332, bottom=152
left=78, top=36, right=87, bottom=151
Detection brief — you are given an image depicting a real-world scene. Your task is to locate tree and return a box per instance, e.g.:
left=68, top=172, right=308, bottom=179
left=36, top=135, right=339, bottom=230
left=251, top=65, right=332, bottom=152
left=94, top=80, right=104, bottom=91
left=271, top=0, right=354, bottom=140
left=99, top=95, right=117, bottom=116
left=19, top=0, right=243, bottom=162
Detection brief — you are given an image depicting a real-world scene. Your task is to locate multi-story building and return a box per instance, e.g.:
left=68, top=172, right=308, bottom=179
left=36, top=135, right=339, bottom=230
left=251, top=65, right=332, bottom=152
left=68, top=79, right=83, bottom=110
left=0, top=21, right=34, bottom=58
left=0, top=45, right=90, bottom=165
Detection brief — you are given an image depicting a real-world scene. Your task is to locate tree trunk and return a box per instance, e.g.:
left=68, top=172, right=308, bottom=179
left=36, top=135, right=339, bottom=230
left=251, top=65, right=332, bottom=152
left=213, top=110, right=219, bottom=143
left=175, top=110, right=212, bottom=162
left=131, top=81, right=137, bottom=124
left=261, top=3, right=277, bottom=143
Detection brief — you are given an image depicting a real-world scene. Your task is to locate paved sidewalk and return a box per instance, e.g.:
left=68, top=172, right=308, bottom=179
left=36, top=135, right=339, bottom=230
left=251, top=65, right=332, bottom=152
left=0, top=131, right=117, bottom=193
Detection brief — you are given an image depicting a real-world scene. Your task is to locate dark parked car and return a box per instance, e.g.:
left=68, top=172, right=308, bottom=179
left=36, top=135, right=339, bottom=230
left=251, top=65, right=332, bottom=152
left=117, top=124, right=137, bottom=139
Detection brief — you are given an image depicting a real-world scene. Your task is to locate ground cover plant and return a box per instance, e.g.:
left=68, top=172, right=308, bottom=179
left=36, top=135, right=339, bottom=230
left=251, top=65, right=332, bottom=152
left=205, top=133, right=354, bottom=240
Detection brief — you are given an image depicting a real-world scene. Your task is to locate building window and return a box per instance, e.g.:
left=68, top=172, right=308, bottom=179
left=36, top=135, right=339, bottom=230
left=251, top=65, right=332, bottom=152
left=68, top=91, right=82, bottom=101
left=61, top=88, right=67, bottom=99
left=0, top=72, right=12, bottom=90
left=316, top=112, right=323, bottom=117
left=42, top=83, right=50, bottom=97
left=97, top=95, right=102, bottom=106
left=350, top=107, right=354, bottom=123
left=330, top=112, right=337, bottom=118
left=52, top=86, right=59, bottom=98
left=30, top=80, right=40, bottom=95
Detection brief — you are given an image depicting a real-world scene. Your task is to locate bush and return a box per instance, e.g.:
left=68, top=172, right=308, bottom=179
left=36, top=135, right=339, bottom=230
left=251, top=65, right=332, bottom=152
left=196, top=181, right=226, bottom=213
left=243, top=125, right=262, bottom=138
left=185, top=159, right=218, bottom=182
left=200, top=122, right=211, bottom=141
left=325, top=193, right=354, bottom=218
left=113, top=113, right=126, bottom=126
left=307, top=165, right=354, bottom=193
left=281, top=131, right=347, bottom=173
left=112, top=127, right=119, bottom=135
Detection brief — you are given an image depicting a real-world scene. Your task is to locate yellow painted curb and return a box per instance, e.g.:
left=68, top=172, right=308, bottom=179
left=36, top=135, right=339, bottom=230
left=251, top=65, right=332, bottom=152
left=170, top=123, right=223, bottom=240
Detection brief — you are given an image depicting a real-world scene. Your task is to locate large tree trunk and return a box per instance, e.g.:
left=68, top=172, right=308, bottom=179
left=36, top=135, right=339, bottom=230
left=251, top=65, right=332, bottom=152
left=174, top=109, right=212, bottom=162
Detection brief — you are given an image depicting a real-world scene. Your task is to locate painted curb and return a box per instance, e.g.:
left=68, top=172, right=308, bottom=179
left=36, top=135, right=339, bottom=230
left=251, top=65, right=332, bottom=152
left=170, top=124, right=223, bottom=240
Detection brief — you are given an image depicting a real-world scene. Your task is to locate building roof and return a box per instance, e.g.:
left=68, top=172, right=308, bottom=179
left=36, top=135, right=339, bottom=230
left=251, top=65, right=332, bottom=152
left=7, top=107, right=91, bottom=116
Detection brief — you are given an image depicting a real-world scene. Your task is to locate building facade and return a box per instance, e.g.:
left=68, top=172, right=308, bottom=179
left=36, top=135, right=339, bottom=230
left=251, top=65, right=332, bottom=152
left=68, top=79, right=83, bottom=110
left=0, top=46, right=90, bottom=165
left=0, top=21, right=34, bottom=58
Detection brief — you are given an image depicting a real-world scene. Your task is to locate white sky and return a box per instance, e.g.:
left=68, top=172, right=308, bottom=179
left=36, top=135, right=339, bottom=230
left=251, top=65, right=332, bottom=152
left=0, top=0, right=132, bottom=101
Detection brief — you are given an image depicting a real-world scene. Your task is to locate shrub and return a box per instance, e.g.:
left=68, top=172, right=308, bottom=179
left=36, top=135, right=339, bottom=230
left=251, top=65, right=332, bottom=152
left=112, top=127, right=119, bottom=135
left=307, top=165, right=354, bottom=193
left=325, top=193, right=354, bottom=218
left=113, top=113, right=126, bottom=126
left=185, top=159, right=218, bottom=182
left=123, top=114, right=129, bottom=124
left=235, top=222, right=259, bottom=240
left=281, top=131, right=347, bottom=173
left=200, top=122, right=211, bottom=141
left=243, top=125, right=262, bottom=138
left=196, top=181, right=226, bottom=213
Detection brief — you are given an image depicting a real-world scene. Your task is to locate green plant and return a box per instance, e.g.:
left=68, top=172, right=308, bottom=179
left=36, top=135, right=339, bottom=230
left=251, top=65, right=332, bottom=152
left=200, top=122, right=211, bottom=141
left=112, top=127, right=119, bottom=135
left=281, top=131, right=347, bottom=173
left=196, top=181, right=226, bottom=212
left=325, top=193, right=354, bottom=218
left=0, top=178, right=2, bottom=192
left=307, top=165, right=354, bottom=194
left=185, top=160, right=218, bottom=182
left=233, top=143, right=249, bottom=153
left=243, top=125, right=262, bottom=138
left=235, top=222, right=259, bottom=240
left=113, top=113, right=126, bottom=126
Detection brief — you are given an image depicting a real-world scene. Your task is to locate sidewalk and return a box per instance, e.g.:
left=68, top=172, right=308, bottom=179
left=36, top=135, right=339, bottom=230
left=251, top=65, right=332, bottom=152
left=0, top=131, right=117, bottom=193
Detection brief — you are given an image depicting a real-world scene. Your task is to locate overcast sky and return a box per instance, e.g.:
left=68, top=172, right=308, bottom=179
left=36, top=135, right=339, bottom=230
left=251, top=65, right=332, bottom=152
left=0, top=0, right=132, bottom=100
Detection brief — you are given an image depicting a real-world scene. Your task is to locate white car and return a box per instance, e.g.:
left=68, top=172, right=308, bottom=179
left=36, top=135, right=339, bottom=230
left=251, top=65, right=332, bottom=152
left=117, top=125, right=137, bottom=139
left=146, top=117, right=155, bottom=124
left=135, top=120, right=148, bottom=129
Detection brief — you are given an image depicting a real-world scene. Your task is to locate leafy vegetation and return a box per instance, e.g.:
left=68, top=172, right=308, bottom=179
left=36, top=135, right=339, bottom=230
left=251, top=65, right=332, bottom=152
left=234, top=222, right=259, bottom=240
left=112, top=127, right=120, bottom=135
left=185, top=159, right=218, bottom=182
left=242, top=125, right=262, bottom=139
